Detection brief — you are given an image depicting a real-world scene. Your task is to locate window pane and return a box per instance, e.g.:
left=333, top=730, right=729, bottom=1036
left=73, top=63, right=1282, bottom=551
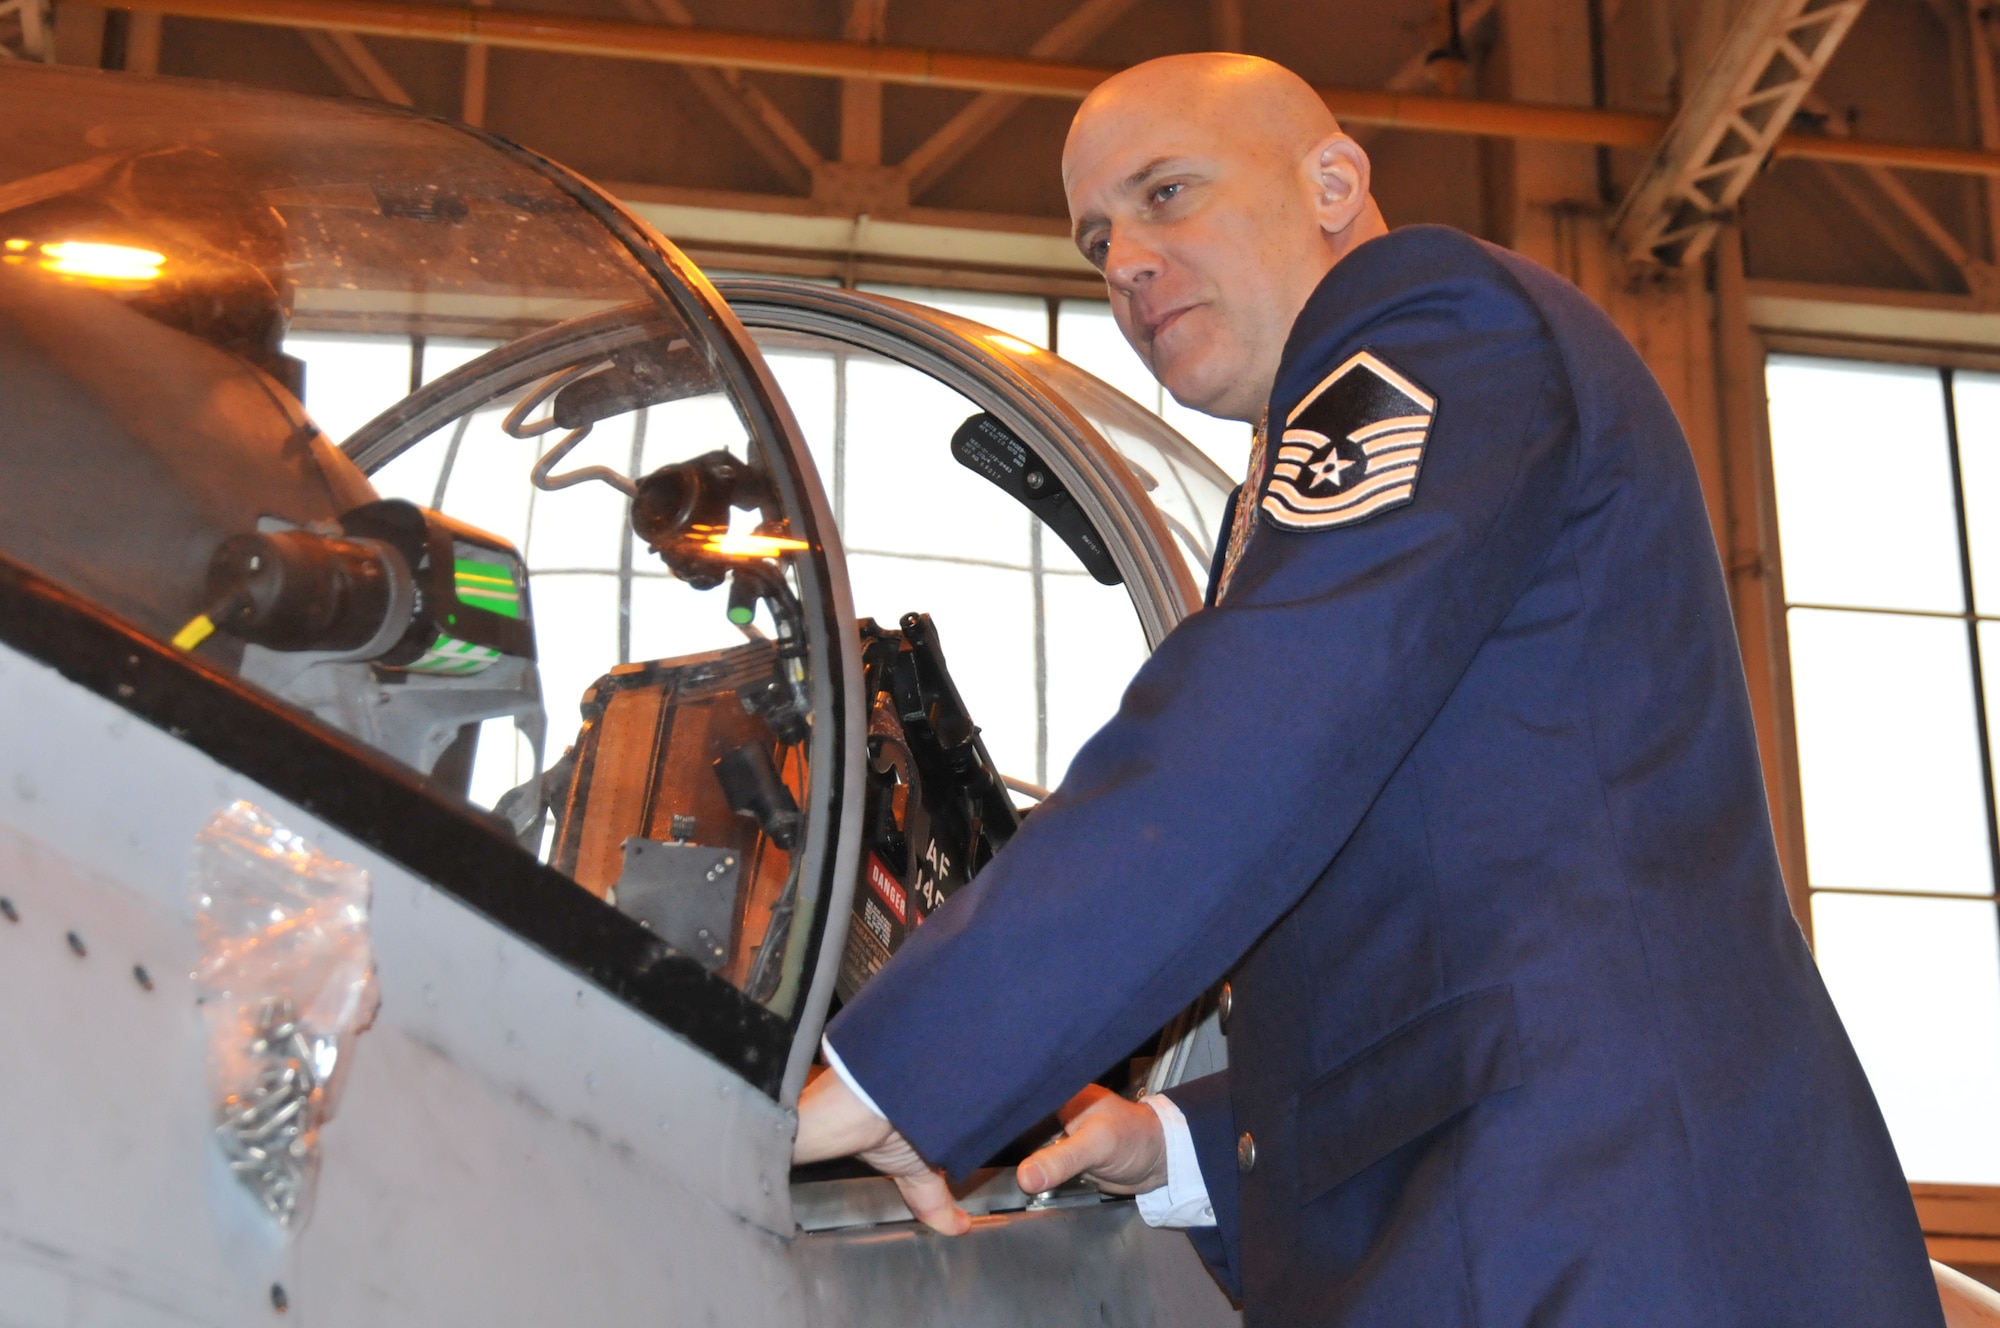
left=1766, top=356, right=1962, bottom=613
left=1953, top=372, right=2000, bottom=616
left=1056, top=301, right=1162, bottom=413
left=840, top=355, right=1027, bottom=561
left=525, top=572, right=619, bottom=752
left=1985, top=620, right=2000, bottom=824
left=1044, top=566, right=1148, bottom=782
left=1811, top=892, right=2000, bottom=1184
left=1789, top=607, right=1992, bottom=894
left=289, top=333, right=412, bottom=447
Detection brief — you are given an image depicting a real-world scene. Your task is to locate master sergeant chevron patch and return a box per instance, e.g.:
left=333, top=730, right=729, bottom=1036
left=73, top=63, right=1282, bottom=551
left=1260, top=349, right=1437, bottom=532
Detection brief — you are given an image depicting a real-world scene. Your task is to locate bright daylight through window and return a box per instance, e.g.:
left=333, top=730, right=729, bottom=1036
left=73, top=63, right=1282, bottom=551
left=1766, top=355, right=2000, bottom=1185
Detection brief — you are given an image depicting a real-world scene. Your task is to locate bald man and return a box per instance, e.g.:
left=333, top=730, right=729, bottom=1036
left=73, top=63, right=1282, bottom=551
left=797, top=54, right=1942, bottom=1327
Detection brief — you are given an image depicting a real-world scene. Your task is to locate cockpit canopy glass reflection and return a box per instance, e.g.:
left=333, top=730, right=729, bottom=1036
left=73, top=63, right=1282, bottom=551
left=0, top=69, right=834, bottom=1017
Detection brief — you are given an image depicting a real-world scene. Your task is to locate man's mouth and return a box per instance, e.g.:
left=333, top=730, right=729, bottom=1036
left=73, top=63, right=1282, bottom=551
left=1142, top=303, right=1196, bottom=346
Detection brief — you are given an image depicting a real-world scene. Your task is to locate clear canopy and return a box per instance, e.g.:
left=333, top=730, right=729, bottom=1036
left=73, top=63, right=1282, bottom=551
left=0, top=65, right=834, bottom=1015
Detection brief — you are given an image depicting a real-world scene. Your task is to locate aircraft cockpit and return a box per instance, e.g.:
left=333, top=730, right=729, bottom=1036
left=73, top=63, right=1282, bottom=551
left=0, top=61, right=1242, bottom=1327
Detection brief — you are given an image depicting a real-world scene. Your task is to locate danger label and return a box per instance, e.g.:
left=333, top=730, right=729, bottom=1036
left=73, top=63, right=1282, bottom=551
left=866, top=854, right=907, bottom=925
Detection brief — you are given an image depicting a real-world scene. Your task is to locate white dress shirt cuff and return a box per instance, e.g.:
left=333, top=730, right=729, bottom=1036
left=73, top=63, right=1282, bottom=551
left=1133, top=1093, right=1216, bottom=1229
left=819, top=1036, right=888, bottom=1121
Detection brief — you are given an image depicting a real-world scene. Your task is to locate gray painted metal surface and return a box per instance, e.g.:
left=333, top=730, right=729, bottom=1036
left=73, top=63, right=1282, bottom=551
left=0, top=639, right=804, bottom=1325
left=0, top=618, right=1242, bottom=1326
left=798, top=1204, right=1239, bottom=1328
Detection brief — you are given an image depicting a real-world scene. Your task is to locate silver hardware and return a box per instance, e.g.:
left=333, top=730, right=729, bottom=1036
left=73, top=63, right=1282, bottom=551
left=215, top=997, right=329, bottom=1227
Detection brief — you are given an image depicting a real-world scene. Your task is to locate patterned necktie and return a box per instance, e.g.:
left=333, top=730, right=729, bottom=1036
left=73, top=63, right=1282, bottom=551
left=1215, top=409, right=1268, bottom=603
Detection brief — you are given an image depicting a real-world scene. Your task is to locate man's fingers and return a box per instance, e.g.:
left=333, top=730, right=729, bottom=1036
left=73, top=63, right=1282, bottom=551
left=894, top=1169, right=972, bottom=1236
left=1016, top=1127, right=1107, bottom=1195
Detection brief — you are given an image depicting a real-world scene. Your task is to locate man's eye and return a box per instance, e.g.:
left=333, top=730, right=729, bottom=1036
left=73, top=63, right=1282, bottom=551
left=1152, top=182, right=1183, bottom=205
left=1086, top=239, right=1110, bottom=265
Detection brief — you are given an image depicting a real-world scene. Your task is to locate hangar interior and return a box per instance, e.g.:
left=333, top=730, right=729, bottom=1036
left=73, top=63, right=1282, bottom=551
left=10, top=0, right=2000, bottom=1298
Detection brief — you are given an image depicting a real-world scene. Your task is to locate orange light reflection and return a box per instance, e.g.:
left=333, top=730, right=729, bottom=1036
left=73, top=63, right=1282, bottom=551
left=700, top=531, right=810, bottom=558
left=37, top=241, right=165, bottom=283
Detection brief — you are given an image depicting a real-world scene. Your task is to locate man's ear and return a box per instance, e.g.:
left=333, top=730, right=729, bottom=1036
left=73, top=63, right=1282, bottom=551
left=1304, top=133, right=1372, bottom=237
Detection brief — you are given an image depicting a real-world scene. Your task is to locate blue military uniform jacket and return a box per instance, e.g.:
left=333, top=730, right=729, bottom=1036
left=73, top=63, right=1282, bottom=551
left=827, top=225, right=1941, bottom=1326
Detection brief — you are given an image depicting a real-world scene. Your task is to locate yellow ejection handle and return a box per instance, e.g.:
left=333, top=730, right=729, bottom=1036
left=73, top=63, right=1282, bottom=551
left=171, top=614, right=218, bottom=652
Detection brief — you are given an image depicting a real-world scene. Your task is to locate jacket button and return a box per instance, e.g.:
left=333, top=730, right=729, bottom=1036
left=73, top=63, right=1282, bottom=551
left=1237, top=1132, right=1257, bottom=1174
left=1217, top=981, right=1233, bottom=1034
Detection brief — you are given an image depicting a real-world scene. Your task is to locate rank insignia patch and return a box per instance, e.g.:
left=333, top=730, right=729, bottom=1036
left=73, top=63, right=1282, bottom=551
left=1261, top=349, right=1437, bottom=531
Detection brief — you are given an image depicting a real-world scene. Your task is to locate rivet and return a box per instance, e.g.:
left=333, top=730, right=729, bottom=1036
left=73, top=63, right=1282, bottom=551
left=66, top=931, right=86, bottom=958
left=270, top=1283, right=288, bottom=1313
left=0, top=897, right=16, bottom=923
left=133, top=965, right=154, bottom=991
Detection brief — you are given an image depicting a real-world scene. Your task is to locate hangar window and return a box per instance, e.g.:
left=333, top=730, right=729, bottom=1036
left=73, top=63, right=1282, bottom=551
left=1765, top=355, right=2000, bottom=1185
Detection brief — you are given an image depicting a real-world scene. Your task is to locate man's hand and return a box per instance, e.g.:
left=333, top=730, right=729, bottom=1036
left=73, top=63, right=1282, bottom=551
left=1016, top=1085, right=1168, bottom=1196
left=793, top=1067, right=971, bottom=1236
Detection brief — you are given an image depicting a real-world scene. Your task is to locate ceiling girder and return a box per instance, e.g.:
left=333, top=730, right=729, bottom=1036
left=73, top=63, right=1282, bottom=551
left=102, top=0, right=2000, bottom=183
left=1609, top=0, right=1868, bottom=268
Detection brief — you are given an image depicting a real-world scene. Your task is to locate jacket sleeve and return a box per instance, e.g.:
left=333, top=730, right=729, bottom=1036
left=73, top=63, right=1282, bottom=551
left=825, top=265, right=1575, bottom=1178
left=1165, top=1071, right=1242, bottom=1299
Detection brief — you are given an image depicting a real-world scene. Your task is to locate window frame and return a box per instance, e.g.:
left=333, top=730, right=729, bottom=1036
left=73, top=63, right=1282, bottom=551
left=1732, top=279, right=2000, bottom=1261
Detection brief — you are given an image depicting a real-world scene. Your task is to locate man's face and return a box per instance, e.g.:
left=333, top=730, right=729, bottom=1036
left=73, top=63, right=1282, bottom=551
left=1063, top=99, right=1328, bottom=422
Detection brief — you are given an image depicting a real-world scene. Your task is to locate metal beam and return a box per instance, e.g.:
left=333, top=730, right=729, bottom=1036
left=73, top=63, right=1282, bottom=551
left=1611, top=0, right=1867, bottom=267
left=1805, top=160, right=1965, bottom=289
left=1349, top=0, right=1496, bottom=150
left=1796, top=89, right=1977, bottom=286
left=1208, top=0, right=1240, bottom=51
left=899, top=0, right=1144, bottom=198
left=838, top=0, right=887, bottom=167
left=460, top=0, right=487, bottom=124
left=301, top=26, right=410, bottom=103
left=107, top=0, right=2000, bottom=181
left=619, top=0, right=820, bottom=191
left=0, top=0, right=54, bottom=59
left=122, top=4, right=158, bottom=67
left=1966, top=0, right=2000, bottom=265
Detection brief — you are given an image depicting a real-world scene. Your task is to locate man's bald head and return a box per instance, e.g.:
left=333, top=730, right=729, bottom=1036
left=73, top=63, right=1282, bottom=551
left=1063, top=54, right=1337, bottom=196
left=1061, top=55, right=1386, bottom=423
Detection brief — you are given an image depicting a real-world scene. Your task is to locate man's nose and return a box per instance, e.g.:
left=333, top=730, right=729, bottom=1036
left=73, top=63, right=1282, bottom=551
left=1104, top=229, right=1164, bottom=291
